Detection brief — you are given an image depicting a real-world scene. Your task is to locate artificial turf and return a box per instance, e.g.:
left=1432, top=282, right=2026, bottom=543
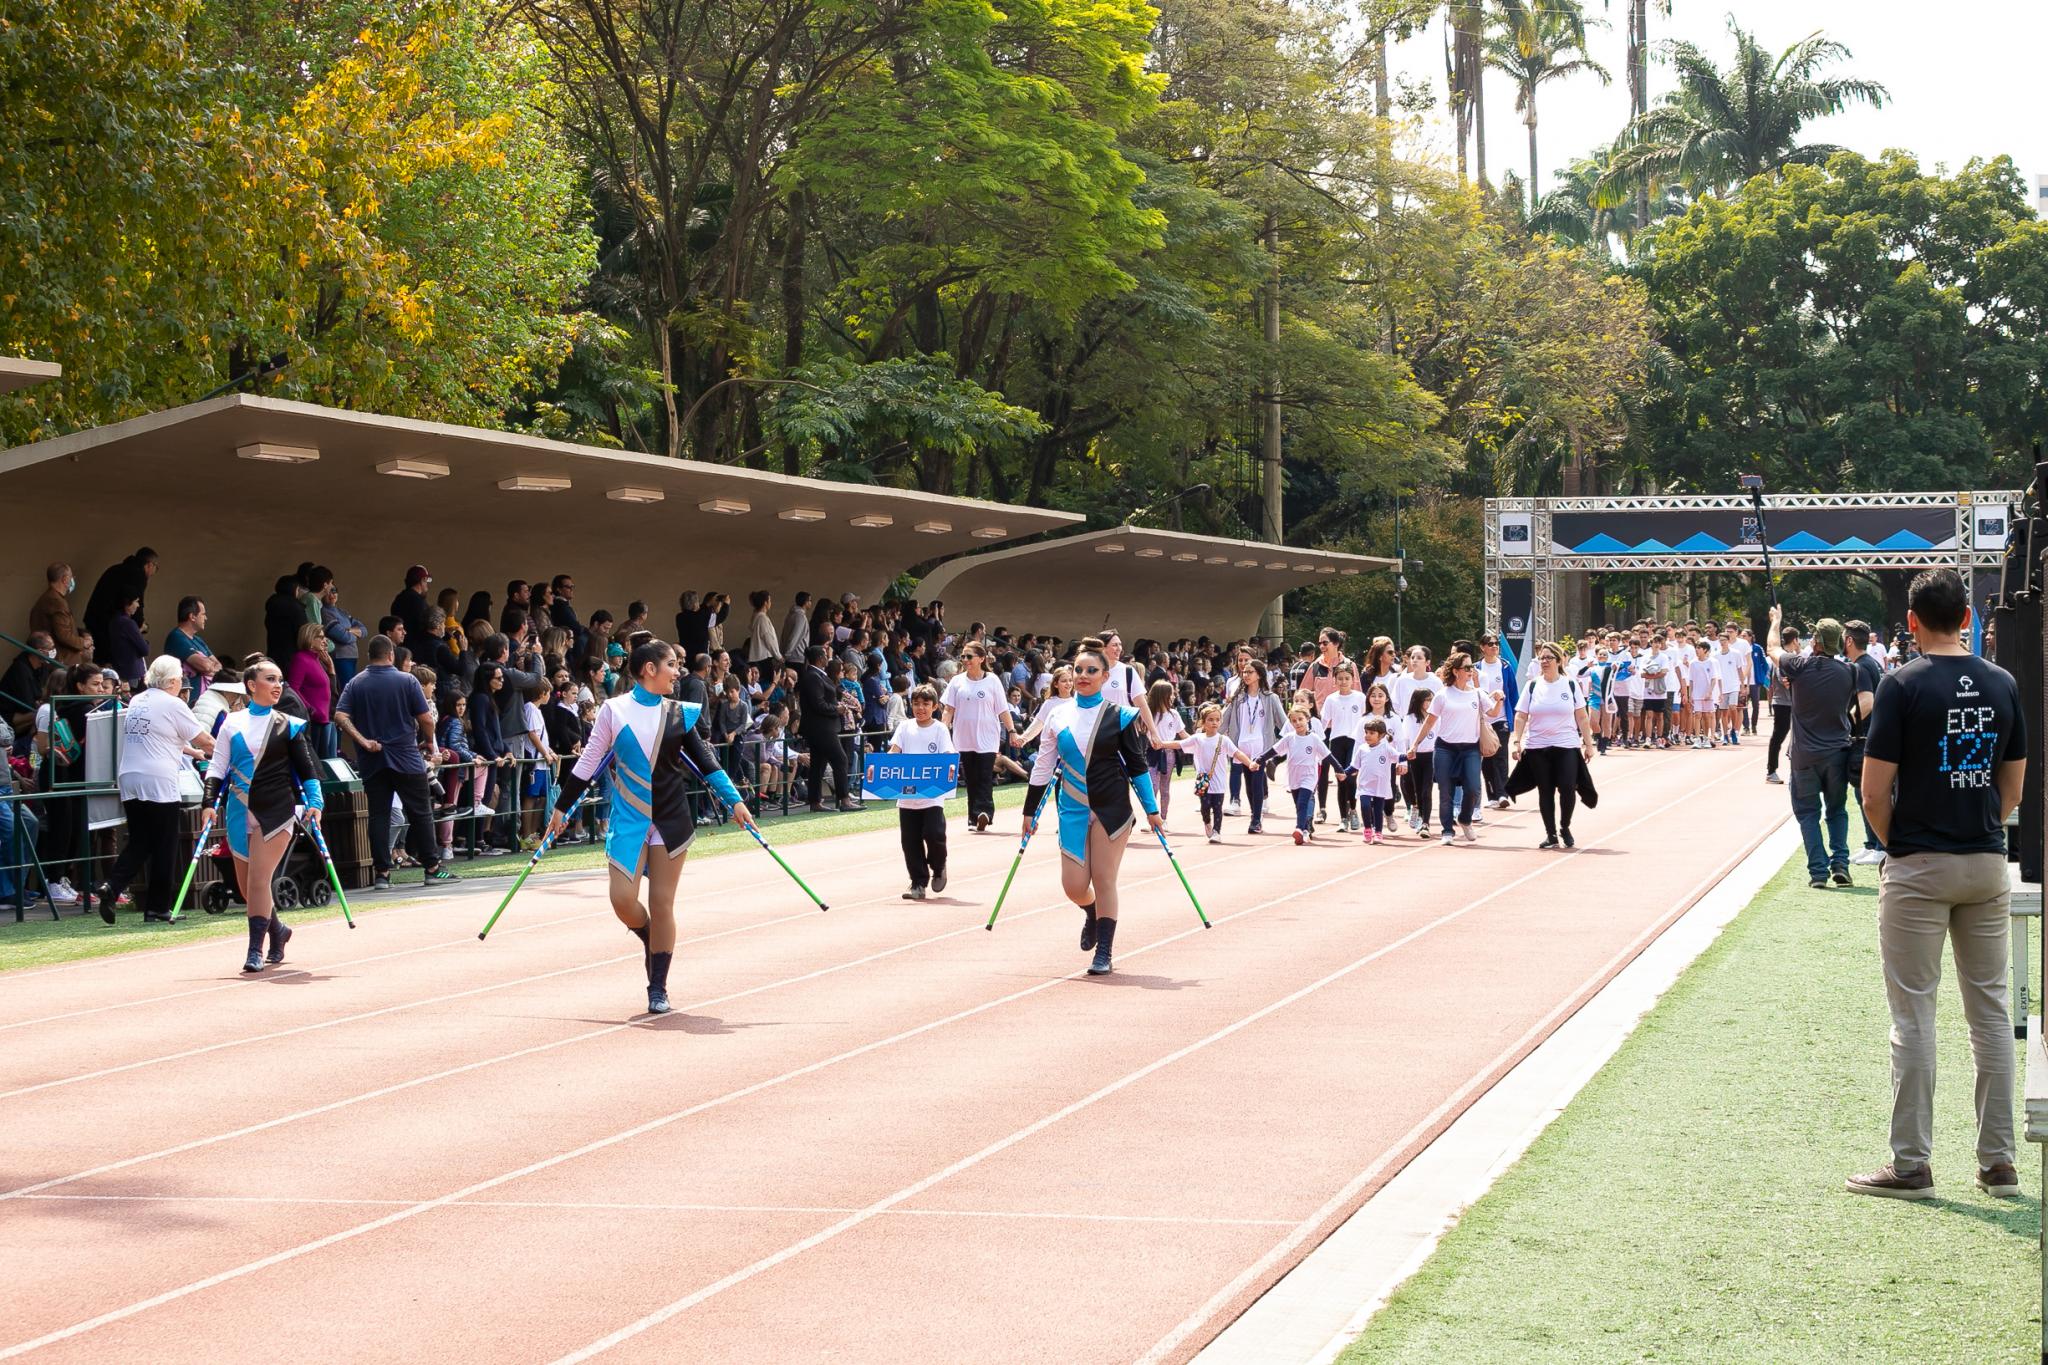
left=1342, top=853, right=2041, bottom=1364
left=0, top=784, right=1030, bottom=971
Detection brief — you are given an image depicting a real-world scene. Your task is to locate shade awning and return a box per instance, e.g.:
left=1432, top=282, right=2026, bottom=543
left=0, top=395, right=1081, bottom=661
left=0, top=357, right=60, bottom=395
left=913, top=527, right=1395, bottom=643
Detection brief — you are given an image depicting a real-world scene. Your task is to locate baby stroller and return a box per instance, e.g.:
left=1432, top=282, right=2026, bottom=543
left=201, top=814, right=332, bottom=913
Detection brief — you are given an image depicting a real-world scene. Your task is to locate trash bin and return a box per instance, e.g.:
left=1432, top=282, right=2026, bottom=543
left=320, top=759, right=372, bottom=890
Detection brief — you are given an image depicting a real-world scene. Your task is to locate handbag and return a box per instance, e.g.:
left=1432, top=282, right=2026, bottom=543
left=1475, top=690, right=1501, bottom=758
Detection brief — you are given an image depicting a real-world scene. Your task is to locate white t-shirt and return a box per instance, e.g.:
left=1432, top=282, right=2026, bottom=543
left=1428, top=685, right=1489, bottom=745
left=1353, top=737, right=1401, bottom=799
left=1687, top=657, right=1718, bottom=705
left=1184, top=732, right=1242, bottom=787
left=1391, top=671, right=1442, bottom=724
left=1099, top=661, right=1145, bottom=710
left=942, top=672, right=1007, bottom=753
left=1150, top=707, right=1187, bottom=749
left=1663, top=647, right=1687, bottom=698
left=1475, top=657, right=1505, bottom=702
left=118, top=687, right=205, bottom=803
left=1714, top=645, right=1743, bottom=691
left=1397, top=711, right=1434, bottom=754
left=1517, top=675, right=1583, bottom=750
left=1321, top=690, right=1367, bottom=744
left=1271, top=730, right=1332, bottom=792
left=889, top=718, right=957, bottom=812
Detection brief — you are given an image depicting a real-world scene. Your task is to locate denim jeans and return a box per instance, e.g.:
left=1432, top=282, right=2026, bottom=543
left=1789, top=749, right=1851, bottom=878
left=1291, top=787, right=1315, bottom=832
left=1435, top=741, right=1482, bottom=834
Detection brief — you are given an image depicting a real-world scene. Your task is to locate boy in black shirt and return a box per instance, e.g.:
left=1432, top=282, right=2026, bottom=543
left=1847, top=569, right=2025, bottom=1202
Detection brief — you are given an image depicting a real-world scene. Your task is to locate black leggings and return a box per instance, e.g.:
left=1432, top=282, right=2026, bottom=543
left=1766, top=703, right=1792, bottom=774
left=1199, top=792, right=1225, bottom=832
left=1482, top=723, right=1510, bottom=800
left=1522, top=745, right=1581, bottom=840
left=898, top=806, right=946, bottom=888
left=1326, top=737, right=1358, bottom=819
left=1402, top=749, right=1435, bottom=827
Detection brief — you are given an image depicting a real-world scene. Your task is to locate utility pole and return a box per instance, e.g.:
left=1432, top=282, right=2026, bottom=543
left=1260, top=211, right=1285, bottom=642
left=1394, top=494, right=1407, bottom=647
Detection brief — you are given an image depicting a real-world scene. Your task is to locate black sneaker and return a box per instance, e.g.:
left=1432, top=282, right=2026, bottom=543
left=242, top=950, right=266, bottom=974
left=1845, top=1163, right=1933, bottom=1200
left=1809, top=876, right=1829, bottom=889
left=931, top=868, right=947, bottom=894
left=646, top=986, right=671, bottom=1015
left=266, top=919, right=293, bottom=965
left=372, top=873, right=393, bottom=891
left=1832, top=870, right=1853, bottom=887
left=424, top=867, right=460, bottom=885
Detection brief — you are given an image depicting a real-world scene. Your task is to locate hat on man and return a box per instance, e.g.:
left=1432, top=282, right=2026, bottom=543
left=406, top=564, right=432, bottom=586
left=1812, top=617, right=1846, bottom=656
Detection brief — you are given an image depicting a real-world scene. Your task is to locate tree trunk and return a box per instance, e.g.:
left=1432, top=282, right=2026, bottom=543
left=1260, top=211, right=1285, bottom=641
left=1472, top=35, right=1486, bottom=188
left=657, top=323, right=682, bottom=460
left=1630, top=0, right=1649, bottom=234
left=1527, top=109, right=1540, bottom=214
left=779, top=189, right=807, bottom=476
left=1374, top=36, right=1391, bottom=118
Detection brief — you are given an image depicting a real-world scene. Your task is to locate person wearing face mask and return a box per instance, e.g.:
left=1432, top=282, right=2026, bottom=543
left=548, top=638, right=752, bottom=1017
left=1021, top=639, right=1164, bottom=977
left=30, top=562, right=91, bottom=667
left=203, top=656, right=326, bottom=972
left=1, top=630, right=57, bottom=731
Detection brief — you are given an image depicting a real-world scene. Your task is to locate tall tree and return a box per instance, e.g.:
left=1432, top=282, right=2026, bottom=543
left=1600, top=20, right=1888, bottom=206
left=1486, top=0, right=1608, bottom=214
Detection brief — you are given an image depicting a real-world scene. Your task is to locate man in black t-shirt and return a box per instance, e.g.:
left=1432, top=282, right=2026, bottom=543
left=1846, top=569, right=2025, bottom=1203
left=1768, top=604, right=1856, bottom=888
left=1843, top=620, right=1885, bottom=863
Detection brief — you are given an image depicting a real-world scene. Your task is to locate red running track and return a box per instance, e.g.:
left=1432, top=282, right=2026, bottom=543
left=0, top=745, right=1787, bottom=1363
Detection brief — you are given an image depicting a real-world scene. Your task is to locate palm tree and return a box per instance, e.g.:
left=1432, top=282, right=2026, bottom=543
left=1445, top=1, right=1486, bottom=183
left=1487, top=1, right=1609, bottom=214
left=1598, top=20, right=1888, bottom=206
left=1529, top=150, right=1683, bottom=252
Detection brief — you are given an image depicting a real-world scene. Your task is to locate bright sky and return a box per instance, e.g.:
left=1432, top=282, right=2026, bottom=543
left=1384, top=0, right=2048, bottom=203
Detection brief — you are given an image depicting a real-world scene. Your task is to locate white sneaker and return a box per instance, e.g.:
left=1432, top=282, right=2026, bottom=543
left=1494, top=797, right=1512, bottom=810
left=1225, top=800, right=1242, bottom=817
left=1471, top=811, right=1484, bottom=825
left=474, top=802, right=496, bottom=817
left=1440, top=831, right=1455, bottom=846
left=1207, top=830, right=1220, bottom=845
left=1459, top=826, right=1478, bottom=843
left=1850, top=848, right=1887, bottom=866
left=48, top=879, right=79, bottom=905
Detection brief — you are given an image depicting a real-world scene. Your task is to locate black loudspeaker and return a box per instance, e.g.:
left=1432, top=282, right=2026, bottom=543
left=1993, top=460, right=2047, bottom=883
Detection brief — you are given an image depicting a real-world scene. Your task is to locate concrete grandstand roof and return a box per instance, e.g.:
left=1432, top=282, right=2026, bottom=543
left=0, top=394, right=1080, bottom=659
left=913, top=526, right=1396, bottom=643
left=0, top=357, right=60, bottom=394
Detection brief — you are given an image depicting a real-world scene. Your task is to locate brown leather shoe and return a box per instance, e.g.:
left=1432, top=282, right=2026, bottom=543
left=1978, top=1163, right=2021, bottom=1197
left=1845, top=1163, right=1933, bottom=1200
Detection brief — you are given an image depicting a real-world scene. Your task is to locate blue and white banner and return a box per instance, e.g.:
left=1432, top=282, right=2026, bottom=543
left=863, top=753, right=960, bottom=802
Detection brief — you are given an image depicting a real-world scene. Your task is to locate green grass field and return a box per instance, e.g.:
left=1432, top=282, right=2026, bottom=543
left=1343, top=854, right=2041, bottom=1364
left=1, top=784, right=1029, bottom=972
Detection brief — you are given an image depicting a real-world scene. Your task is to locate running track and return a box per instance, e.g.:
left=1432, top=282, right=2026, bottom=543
left=0, top=745, right=1787, bottom=1363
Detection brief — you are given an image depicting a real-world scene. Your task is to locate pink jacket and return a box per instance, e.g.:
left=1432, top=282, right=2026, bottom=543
left=287, top=650, right=334, bottom=723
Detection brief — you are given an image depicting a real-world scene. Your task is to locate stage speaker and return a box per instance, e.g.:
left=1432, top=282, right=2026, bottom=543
left=1993, top=460, right=2047, bottom=883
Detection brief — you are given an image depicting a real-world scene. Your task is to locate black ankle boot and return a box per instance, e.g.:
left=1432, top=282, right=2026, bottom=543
left=242, top=916, right=269, bottom=972
left=1077, top=902, right=1098, bottom=952
left=1088, top=917, right=1117, bottom=976
left=95, top=882, right=117, bottom=926
left=646, top=950, right=673, bottom=1015
left=266, top=916, right=293, bottom=964
left=630, top=921, right=651, bottom=971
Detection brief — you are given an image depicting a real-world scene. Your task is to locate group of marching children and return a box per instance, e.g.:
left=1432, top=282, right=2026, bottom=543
left=1572, top=621, right=1762, bottom=753
left=1159, top=657, right=1418, bottom=847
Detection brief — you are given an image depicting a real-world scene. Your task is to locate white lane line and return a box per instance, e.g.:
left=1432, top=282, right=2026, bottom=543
left=1137, top=764, right=1768, bottom=1364
left=0, top=757, right=1685, bottom=1358
left=552, top=757, right=1718, bottom=1363
left=15, top=1193, right=1295, bottom=1227
left=0, top=836, right=1282, bottom=1201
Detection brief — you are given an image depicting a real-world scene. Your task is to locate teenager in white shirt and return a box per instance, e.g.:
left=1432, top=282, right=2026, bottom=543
left=889, top=683, right=957, bottom=900
left=1398, top=687, right=1437, bottom=832
left=1716, top=623, right=1747, bottom=745
left=1686, top=639, right=1722, bottom=747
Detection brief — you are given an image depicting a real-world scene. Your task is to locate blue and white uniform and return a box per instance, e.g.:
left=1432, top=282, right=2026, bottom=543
left=202, top=704, right=324, bottom=857
left=1023, top=691, right=1158, bottom=864
left=556, top=686, right=742, bottom=879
